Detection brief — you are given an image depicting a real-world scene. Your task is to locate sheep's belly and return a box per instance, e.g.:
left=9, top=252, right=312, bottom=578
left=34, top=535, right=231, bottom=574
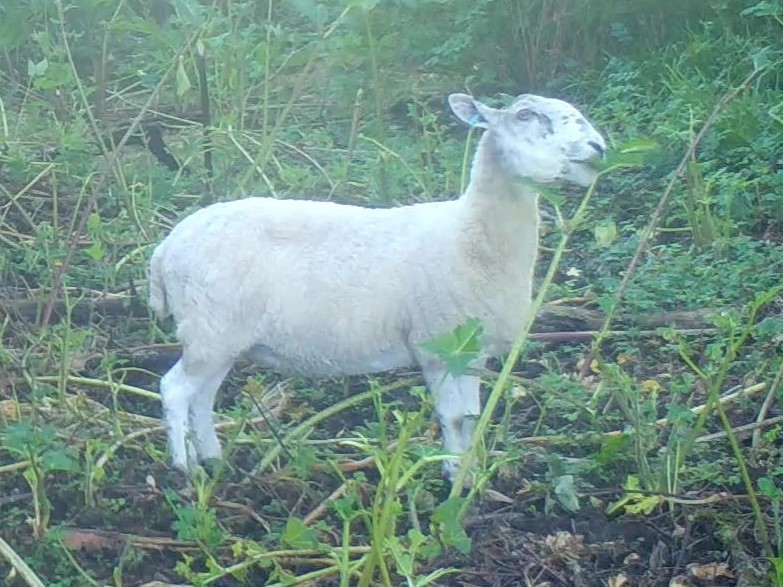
left=244, top=343, right=415, bottom=378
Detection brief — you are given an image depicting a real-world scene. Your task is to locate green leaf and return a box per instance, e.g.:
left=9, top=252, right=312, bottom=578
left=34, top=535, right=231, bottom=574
left=420, top=317, right=484, bottom=377
left=741, top=0, right=782, bottom=18
left=27, top=58, right=48, bottom=78
left=87, top=212, right=102, bottom=235
left=553, top=474, right=580, bottom=513
left=593, top=218, right=618, bottom=248
left=432, top=497, right=471, bottom=554
left=758, top=476, right=782, bottom=499
left=418, top=536, right=442, bottom=561
left=595, top=433, right=630, bottom=466
left=388, top=535, right=413, bottom=575
left=333, top=492, right=360, bottom=520
left=596, top=137, right=658, bottom=172
left=2, top=421, right=36, bottom=454
left=624, top=494, right=662, bottom=515
left=40, top=448, right=78, bottom=473
left=281, top=516, right=319, bottom=550
left=519, top=179, right=565, bottom=207
left=85, top=241, right=105, bottom=262
left=176, top=57, right=191, bottom=97
left=607, top=475, right=661, bottom=516
left=769, top=555, right=783, bottom=584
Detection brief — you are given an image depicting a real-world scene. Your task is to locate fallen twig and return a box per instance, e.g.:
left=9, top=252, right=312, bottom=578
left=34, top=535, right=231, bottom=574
left=697, top=414, right=783, bottom=444
left=303, top=482, right=350, bottom=526
left=0, top=535, right=46, bottom=587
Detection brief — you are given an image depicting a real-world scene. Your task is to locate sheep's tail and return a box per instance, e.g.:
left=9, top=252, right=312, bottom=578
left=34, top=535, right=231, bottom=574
left=147, top=244, right=170, bottom=318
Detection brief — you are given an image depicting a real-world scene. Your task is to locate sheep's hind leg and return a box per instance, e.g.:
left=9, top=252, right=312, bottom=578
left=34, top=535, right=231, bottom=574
left=189, top=364, right=232, bottom=463
left=160, top=358, right=230, bottom=472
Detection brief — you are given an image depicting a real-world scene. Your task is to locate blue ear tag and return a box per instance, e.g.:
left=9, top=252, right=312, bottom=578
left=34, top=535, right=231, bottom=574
left=468, top=113, right=483, bottom=126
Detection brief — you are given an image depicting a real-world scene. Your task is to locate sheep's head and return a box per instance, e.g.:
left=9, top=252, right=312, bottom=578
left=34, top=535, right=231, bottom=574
left=449, top=93, right=606, bottom=187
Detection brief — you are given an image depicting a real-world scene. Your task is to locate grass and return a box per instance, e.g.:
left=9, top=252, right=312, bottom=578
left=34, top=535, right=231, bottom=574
left=2, top=1, right=783, bottom=586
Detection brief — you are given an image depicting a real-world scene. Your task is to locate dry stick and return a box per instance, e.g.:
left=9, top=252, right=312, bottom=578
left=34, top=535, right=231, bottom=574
left=699, top=414, right=783, bottom=444
left=0, top=163, right=55, bottom=231
left=583, top=66, right=764, bottom=375
left=752, top=358, right=783, bottom=449
left=530, top=327, right=716, bottom=344
left=510, top=382, right=767, bottom=445
left=0, top=535, right=46, bottom=587
left=303, top=482, right=350, bottom=526
left=40, top=10, right=198, bottom=328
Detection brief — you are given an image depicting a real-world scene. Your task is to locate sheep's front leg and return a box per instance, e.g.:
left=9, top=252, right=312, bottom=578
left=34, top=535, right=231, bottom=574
left=421, top=359, right=485, bottom=481
left=160, top=358, right=230, bottom=471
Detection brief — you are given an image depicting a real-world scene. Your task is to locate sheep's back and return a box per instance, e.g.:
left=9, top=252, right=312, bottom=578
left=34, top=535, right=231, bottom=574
left=154, top=197, right=462, bottom=373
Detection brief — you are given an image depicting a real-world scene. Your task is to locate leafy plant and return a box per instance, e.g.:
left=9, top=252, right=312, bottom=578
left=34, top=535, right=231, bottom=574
left=2, top=423, right=78, bottom=538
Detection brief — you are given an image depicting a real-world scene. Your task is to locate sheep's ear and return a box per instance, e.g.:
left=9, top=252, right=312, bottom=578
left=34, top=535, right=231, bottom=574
left=448, top=93, right=491, bottom=128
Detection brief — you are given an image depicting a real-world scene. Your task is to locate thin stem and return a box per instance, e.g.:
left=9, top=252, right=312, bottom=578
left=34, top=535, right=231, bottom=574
left=449, top=175, right=603, bottom=500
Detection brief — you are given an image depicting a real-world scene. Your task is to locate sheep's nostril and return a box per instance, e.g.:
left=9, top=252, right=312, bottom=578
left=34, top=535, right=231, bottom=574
left=588, top=141, right=605, bottom=158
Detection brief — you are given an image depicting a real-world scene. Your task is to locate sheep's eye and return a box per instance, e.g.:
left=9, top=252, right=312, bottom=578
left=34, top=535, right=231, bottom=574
left=516, top=109, right=534, bottom=121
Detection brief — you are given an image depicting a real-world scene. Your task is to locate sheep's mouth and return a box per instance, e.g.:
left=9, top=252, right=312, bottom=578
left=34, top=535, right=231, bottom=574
left=570, top=158, right=604, bottom=175
left=569, top=158, right=599, bottom=168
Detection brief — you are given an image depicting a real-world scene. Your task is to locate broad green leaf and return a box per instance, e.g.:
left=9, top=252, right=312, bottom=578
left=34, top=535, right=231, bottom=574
left=432, top=496, right=471, bottom=554
left=281, top=516, right=319, bottom=549
left=420, top=317, right=483, bottom=377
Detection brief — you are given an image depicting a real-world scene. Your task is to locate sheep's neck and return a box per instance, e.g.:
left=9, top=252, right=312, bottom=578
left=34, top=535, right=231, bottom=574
left=458, top=133, right=541, bottom=275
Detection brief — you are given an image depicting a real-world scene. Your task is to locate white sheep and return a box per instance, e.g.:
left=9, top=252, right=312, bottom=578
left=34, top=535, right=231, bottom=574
left=148, top=92, right=606, bottom=480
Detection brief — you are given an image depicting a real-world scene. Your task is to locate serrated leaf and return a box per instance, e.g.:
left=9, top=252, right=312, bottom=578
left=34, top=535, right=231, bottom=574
left=388, top=535, right=413, bottom=575
left=433, top=496, right=471, bottom=554
left=41, top=448, right=78, bottom=472
left=420, top=318, right=484, bottom=377
left=332, top=493, right=360, bottom=520
left=281, top=516, right=319, bottom=549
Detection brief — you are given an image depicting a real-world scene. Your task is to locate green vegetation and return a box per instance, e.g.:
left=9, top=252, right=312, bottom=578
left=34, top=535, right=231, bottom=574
left=1, top=0, right=783, bottom=585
